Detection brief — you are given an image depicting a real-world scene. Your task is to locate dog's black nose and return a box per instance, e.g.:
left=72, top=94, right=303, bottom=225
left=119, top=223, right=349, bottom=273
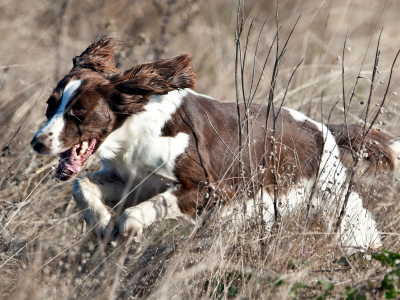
left=31, top=135, right=49, bottom=154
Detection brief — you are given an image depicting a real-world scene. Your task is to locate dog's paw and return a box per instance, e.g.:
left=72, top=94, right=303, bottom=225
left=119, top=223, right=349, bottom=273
left=117, top=207, right=146, bottom=241
left=102, top=225, right=121, bottom=247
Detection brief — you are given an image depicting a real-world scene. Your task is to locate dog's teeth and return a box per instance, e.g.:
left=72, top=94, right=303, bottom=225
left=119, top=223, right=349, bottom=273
left=62, top=170, right=74, bottom=176
left=80, top=140, right=89, bottom=155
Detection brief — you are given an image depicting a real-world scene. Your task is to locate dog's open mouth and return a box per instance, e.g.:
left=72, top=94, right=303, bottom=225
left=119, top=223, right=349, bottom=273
left=55, top=138, right=97, bottom=181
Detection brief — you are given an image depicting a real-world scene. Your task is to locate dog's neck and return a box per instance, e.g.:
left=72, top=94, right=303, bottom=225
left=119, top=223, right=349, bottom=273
left=97, top=89, right=191, bottom=179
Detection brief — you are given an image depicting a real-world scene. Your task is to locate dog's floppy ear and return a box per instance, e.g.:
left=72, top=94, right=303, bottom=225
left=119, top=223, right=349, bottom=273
left=141, top=53, right=197, bottom=91
left=72, top=34, right=118, bottom=74
left=104, top=54, right=197, bottom=115
left=103, top=74, right=168, bottom=116
left=113, top=53, right=196, bottom=91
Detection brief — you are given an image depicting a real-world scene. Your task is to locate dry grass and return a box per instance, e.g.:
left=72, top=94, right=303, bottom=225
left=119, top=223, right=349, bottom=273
left=1, top=0, right=400, bottom=299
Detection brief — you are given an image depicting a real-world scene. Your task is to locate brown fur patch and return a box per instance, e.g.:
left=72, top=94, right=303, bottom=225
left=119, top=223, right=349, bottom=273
left=161, top=94, right=324, bottom=214
left=328, top=124, right=396, bottom=171
left=72, top=35, right=119, bottom=74
left=102, top=53, right=197, bottom=116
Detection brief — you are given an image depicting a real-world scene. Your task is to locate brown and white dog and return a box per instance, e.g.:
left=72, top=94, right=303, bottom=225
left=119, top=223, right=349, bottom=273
left=31, top=36, right=399, bottom=249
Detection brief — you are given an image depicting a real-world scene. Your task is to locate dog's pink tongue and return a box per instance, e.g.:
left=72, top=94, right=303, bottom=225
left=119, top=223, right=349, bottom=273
left=59, top=145, right=82, bottom=175
left=56, top=139, right=97, bottom=180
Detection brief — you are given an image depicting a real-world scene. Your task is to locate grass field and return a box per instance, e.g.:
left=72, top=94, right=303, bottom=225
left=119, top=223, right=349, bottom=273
left=1, top=0, right=400, bottom=298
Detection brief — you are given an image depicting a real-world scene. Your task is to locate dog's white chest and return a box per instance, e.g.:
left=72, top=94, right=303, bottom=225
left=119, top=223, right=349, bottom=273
left=97, top=90, right=190, bottom=181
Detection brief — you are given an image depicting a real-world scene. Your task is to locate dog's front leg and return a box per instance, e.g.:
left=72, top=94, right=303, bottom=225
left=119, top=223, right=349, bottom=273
left=73, top=171, right=126, bottom=241
left=117, top=189, right=193, bottom=240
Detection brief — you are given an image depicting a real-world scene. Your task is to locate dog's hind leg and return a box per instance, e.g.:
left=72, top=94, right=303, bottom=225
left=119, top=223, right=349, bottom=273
left=337, top=191, right=381, bottom=252
left=73, top=171, right=126, bottom=241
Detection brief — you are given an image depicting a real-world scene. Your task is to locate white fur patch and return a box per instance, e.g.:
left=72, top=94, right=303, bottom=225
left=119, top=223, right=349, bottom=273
left=34, top=79, right=81, bottom=154
left=72, top=175, right=113, bottom=238
left=98, top=89, right=189, bottom=181
left=230, top=182, right=380, bottom=253
left=390, top=140, right=400, bottom=168
left=242, top=181, right=314, bottom=232
left=185, top=88, right=215, bottom=100
left=283, top=108, right=346, bottom=193
left=339, top=191, right=381, bottom=250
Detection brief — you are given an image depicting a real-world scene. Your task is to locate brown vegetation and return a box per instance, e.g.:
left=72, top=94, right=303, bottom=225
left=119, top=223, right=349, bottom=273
left=1, top=0, right=400, bottom=298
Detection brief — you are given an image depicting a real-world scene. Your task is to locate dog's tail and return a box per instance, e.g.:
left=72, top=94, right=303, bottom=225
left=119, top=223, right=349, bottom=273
left=328, top=124, right=400, bottom=173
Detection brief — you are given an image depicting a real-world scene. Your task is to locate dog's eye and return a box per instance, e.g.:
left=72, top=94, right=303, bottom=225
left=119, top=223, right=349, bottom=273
left=71, top=108, right=86, bottom=116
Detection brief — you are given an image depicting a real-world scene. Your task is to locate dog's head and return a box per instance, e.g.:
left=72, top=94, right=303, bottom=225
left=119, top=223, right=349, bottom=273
left=31, top=35, right=196, bottom=181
